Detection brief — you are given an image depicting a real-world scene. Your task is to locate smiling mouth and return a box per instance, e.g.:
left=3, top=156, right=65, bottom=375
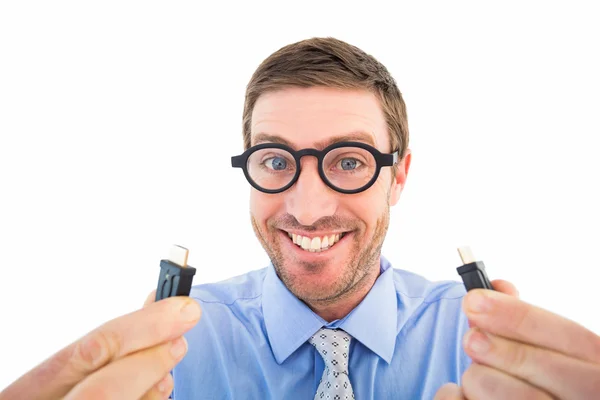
left=284, top=231, right=348, bottom=253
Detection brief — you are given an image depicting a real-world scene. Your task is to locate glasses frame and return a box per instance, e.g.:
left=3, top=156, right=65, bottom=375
left=231, top=141, right=399, bottom=194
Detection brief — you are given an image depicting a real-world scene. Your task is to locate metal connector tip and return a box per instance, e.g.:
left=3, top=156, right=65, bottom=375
left=457, top=246, right=476, bottom=265
left=168, top=245, right=189, bottom=267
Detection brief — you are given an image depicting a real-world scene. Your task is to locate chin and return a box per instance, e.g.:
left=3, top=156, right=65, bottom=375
left=273, top=248, right=362, bottom=303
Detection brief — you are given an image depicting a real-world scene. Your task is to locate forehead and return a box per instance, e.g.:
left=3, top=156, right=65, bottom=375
left=250, top=86, right=390, bottom=151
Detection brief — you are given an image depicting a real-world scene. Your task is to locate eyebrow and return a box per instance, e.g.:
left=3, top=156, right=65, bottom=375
left=252, top=131, right=377, bottom=150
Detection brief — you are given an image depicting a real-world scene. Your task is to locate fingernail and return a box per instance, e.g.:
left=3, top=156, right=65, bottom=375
left=180, top=301, right=201, bottom=322
left=157, top=375, right=168, bottom=392
left=465, top=291, right=490, bottom=313
left=80, top=336, right=105, bottom=367
left=170, top=337, right=188, bottom=359
left=158, top=378, right=167, bottom=393
left=465, top=329, right=491, bottom=354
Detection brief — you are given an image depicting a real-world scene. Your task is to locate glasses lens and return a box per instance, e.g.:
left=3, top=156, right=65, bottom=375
left=323, top=146, right=377, bottom=191
left=247, top=148, right=297, bottom=191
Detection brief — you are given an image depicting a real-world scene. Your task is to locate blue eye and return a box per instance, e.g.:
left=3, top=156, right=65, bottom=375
left=338, top=158, right=362, bottom=170
left=265, top=156, right=288, bottom=171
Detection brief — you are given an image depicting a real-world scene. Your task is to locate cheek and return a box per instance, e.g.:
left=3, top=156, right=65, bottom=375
left=371, top=171, right=397, bottom=206
left=350, top=191, right=387, bottom=228
left=364, top=176, right=391, bottom=207
left=250, top=191, right=280, bottom=224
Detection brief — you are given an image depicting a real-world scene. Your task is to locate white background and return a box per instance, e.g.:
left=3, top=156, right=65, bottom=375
left=1, top=0, right=598, bottom=390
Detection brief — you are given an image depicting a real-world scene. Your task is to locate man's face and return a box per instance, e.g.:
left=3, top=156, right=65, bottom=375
left=249, top=87, right=410, bottom=304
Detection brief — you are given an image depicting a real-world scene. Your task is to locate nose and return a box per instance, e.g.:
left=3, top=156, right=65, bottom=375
left=285, top=157, right=338, bottom=226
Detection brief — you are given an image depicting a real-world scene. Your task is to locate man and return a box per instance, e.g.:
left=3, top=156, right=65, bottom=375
left=2, top=37, right=599, bottom=400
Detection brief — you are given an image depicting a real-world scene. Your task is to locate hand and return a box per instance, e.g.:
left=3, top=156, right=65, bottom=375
left=0, top=290, right=201, bottom=400
left=434, top=280, right=600, bottom=399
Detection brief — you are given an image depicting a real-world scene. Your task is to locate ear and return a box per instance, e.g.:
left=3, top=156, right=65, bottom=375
left=389, top=149, right=411, bottom=206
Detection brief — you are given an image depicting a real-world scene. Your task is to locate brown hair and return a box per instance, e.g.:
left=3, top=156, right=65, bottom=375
left=242, top=37, right=409, bottom=162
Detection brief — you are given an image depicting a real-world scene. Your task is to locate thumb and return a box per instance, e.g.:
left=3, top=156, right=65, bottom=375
left=466, top=279, right=519, bottom=328
left=433, top=383, right=465, bottom=400
left=490, top=279, right=519, bottom=298
left=143, top=289, right=157, bottom=307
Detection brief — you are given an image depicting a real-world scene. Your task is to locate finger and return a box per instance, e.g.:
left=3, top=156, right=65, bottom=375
left=433, top=383, right=466, bottom=400
left=144, top=289, right=157, bottom=307
left=65, top=337, right=186, bottom=400
left=463, top=327, right=600, bottom=399
left=467, top=280, right=518, bottom=330
left=490, top=279, right=519, bottom=298
left=0, top=297, right=200, bottom=400
left=466, top=280, right=518, bottom=329
left=139, top=373, right=173, bottom=400
left=461, top=363, right=554, bottom=400
left=462, top=289, right=600, bottom=364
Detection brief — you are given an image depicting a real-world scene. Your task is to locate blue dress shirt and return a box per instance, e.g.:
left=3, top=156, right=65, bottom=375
left=172, top=256, right=472, bottom=399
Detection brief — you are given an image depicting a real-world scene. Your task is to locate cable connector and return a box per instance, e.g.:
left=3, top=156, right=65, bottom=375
left=155, top=245, right=197, bottom=301
left=456, top=246, right=494, bottom=291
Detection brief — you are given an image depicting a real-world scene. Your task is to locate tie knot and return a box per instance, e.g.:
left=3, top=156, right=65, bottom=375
left=308, top=328, right=352, bottom=373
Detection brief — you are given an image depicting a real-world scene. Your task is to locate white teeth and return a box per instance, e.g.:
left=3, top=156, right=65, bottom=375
left=310, top=237, right=321, bottom=250
left=301, top=236, right=311, bottom=250
left=287, top=232, right=347, bottom=252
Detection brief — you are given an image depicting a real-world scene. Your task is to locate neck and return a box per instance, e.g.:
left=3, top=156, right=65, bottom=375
left=306, top=260, right=381, bottom=322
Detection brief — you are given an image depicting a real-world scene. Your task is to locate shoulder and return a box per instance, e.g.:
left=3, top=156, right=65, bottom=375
left=188, top=267, right=268, bottom=306
left=391, top=267, right=467, bottom=304
left=388, top=267, right=473, bottom=382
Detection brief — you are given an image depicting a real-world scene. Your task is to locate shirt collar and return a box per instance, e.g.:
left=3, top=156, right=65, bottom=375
left=262, top=256, right=397, bottom=365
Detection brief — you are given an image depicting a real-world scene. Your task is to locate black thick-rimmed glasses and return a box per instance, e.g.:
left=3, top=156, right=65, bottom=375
left=231, top=141, right=399, bottom=194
